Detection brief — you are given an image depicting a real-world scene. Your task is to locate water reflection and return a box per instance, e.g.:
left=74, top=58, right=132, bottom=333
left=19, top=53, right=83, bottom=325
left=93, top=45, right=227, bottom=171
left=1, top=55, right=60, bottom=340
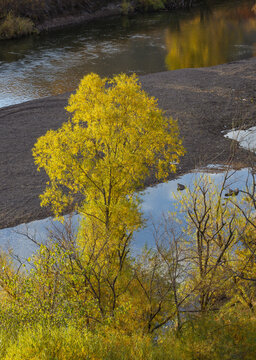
left=0, top=168, right=249, bottom=259
left=0, top=0, right=255, bottom=108
left=0, top=15, right=167, bottom=107
left=165, top=0, right=256, bottom=70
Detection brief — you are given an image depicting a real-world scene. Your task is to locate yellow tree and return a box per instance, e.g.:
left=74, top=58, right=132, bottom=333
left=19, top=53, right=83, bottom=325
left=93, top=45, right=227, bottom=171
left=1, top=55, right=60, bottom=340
left=32, top=72, right=184, bottom=320
left=33, top=72, right=184, bottom=237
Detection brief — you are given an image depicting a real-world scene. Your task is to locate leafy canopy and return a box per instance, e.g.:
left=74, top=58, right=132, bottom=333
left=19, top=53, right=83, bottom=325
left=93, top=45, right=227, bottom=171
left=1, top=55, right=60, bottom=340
left=33, top=73, right=184, bottom=233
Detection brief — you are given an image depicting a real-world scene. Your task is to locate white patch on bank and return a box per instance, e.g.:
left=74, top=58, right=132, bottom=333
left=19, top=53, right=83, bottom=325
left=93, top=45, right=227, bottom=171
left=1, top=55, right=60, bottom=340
left=224, top=126, right=256, bottom=153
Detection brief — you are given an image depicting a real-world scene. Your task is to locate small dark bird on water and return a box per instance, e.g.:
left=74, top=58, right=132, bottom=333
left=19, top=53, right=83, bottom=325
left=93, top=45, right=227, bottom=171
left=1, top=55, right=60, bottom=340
left=177, top=183, right=186, bottom=191
left=225, top=188, right=239, bottom=197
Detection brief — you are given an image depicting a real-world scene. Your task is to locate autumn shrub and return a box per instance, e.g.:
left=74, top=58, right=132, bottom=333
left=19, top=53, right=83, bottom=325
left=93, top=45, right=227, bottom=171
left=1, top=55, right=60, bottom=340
left=135, top=0, right=167, bottom=11
left=121, top=0, right=134, bottom=15
left=2, top=308, right=256, bottom=360
left=132, top=0, right=193, bottom=12
left=0, top=327, right=19, bottom=359
left=0, top=0, right=110, bottom=23
left=0, top=12, right=35, bottom=39
left=3, top=325, right=155, bottom=360
left=156, top=307, right=256, bottom=360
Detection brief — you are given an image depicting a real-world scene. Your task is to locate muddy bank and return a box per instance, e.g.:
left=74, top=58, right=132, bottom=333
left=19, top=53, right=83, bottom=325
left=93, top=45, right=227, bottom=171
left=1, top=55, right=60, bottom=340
left=0, top=57, right=255, bottom=229
left=37, top=3, right=122, bottom=33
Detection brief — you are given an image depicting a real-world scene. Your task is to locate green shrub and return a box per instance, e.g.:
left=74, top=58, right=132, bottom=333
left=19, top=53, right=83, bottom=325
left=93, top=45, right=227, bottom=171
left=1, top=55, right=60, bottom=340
left=0, top=12, right=36, bottom=39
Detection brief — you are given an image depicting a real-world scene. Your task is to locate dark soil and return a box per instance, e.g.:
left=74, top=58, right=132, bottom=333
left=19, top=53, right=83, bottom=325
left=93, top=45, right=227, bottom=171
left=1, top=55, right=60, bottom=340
left=36, top=3, right=122, bottom=33
left=0, top=57, right=255, bottom=229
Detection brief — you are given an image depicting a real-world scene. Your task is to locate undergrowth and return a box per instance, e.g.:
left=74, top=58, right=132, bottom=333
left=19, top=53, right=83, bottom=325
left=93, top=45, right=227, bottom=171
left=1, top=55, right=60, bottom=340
left=0, top=12, right=36, bottom=39
left=0, top=308, right=255, bottom=360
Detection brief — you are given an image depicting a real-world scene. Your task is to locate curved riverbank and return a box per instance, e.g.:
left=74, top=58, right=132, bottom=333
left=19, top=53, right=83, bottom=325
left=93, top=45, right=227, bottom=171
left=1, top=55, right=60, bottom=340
left=0, top=0, right=196, bottom=40
left=36, top=2, right=122, bottom=33
left=0, top=57, right=255, bottom=229
left=36, top=0, right=198, bottom=34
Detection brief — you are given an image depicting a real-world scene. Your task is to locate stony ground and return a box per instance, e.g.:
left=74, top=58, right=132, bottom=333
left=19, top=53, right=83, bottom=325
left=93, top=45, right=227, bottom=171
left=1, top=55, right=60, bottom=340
left=0, top=57, right=255, bottom=229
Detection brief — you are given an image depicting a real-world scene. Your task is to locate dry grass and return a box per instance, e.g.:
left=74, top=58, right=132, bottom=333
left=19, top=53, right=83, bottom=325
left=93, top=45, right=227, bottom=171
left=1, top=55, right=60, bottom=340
left=0, top=13, right=36, bottom=39
left=0, top=0, right=106, bottom=22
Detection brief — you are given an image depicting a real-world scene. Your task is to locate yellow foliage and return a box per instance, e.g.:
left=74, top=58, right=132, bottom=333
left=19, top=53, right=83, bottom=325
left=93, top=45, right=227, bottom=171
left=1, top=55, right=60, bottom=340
left=32, top=72, right=184, bottom=324
left=33, top=73, right=184, bottom=220
left=33, top=72, right=184, bottom=252
left=164, top=7, right=248, bottom=70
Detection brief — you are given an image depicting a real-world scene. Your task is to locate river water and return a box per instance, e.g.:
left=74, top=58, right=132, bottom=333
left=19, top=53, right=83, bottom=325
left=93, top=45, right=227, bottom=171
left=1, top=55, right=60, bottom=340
left=0, top=0, right=256, bottom=108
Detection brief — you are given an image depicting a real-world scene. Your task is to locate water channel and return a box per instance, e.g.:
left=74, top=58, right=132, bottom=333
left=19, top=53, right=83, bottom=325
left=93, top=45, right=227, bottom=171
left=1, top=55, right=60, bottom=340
left=0, top=0, right=256, bottom=108
left=0, top=167, right=251, bottom=259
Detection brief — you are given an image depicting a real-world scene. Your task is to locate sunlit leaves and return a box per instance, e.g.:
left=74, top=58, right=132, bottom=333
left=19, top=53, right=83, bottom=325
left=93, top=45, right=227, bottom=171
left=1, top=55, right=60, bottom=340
left=32, top=72, right=185, bottom=324
left=33, top=72, right=184, bottom=242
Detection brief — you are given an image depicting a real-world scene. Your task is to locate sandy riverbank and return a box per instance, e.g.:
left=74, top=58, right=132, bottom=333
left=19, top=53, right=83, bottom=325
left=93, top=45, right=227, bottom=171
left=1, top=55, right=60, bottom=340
left=0, top=57, right=255, bottom=229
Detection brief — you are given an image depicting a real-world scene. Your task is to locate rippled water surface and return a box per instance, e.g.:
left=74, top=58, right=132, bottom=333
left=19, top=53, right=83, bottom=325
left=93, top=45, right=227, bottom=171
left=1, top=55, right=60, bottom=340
left=0, top=0, right=256, bottom=108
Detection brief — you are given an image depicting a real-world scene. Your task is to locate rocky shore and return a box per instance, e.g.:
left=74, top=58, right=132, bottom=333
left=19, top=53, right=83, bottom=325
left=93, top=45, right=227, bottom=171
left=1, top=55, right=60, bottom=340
left=0, top=57, right=255, bottom=229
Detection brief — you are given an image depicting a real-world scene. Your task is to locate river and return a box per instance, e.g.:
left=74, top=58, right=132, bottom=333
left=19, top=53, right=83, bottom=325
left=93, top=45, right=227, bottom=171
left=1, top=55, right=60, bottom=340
left=0, top=0, right=255, bottom=108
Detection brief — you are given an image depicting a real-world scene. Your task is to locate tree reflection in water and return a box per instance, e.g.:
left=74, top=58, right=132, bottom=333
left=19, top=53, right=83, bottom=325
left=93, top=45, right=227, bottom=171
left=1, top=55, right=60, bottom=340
left=165, top=1, right=256, bottom=70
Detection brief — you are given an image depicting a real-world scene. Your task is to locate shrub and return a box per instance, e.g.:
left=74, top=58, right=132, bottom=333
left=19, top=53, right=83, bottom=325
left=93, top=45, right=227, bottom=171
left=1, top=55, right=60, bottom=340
left=121, top=0, right=134, bottom=15
left=157, top=308, right=256, bottom=360
left=135, top=0, right=167, bottom=11
left=0, top=12, right=36, bottom=39
left=3, top=325, right=154, bottom=360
